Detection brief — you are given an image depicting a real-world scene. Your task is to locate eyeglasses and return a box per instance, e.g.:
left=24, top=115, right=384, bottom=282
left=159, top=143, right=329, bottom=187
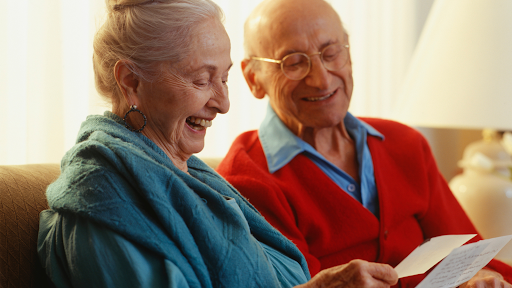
left=250, top=43, right=350, bottom=80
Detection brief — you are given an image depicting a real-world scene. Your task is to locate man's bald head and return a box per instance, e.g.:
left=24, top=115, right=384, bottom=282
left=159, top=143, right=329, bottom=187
left=241, top=0, right=353, bottom=134
left=243, top=0, right=345, bottom=58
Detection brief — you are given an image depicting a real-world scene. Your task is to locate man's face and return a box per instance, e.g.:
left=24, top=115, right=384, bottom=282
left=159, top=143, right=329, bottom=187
left=250, top=5, right=353, bottom=135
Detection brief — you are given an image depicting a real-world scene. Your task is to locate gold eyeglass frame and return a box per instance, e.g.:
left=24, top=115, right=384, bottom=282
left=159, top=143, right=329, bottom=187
left=250, top=43, right=350, bottom=80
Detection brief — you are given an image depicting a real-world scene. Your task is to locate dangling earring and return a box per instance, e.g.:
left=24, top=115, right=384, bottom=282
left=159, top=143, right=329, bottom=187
left=123, top=105, right=147, bottom=132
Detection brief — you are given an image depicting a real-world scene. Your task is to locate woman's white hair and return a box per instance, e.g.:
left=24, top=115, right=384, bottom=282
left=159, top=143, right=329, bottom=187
left=94, top=0, right=224, bottom=104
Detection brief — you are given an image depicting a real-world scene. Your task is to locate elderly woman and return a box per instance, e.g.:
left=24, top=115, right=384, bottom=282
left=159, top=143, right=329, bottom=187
left=37, top=0, right=398, bottom=287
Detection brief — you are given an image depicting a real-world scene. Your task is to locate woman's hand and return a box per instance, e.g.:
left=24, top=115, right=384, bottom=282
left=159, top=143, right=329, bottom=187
left=459, top=269, right=512, bottom=288
left=296, top=259, right=398, bottom=288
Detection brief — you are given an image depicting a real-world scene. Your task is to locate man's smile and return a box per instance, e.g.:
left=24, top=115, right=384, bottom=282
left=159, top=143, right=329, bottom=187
left=302, top=89, right=337, bottom=102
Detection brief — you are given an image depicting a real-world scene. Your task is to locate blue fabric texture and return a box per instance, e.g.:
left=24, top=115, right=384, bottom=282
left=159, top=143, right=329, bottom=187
left=39, top=210, right=185, bottom=287
left=38, top=111, right=310, bottom=288
left=227, top=198, right=307, bottom=288
left=259, top=104, right=383, bottom=217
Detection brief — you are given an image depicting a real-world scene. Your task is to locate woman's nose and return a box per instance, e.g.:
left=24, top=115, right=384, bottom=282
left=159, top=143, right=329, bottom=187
left=208, top=86, right=230, bottom=114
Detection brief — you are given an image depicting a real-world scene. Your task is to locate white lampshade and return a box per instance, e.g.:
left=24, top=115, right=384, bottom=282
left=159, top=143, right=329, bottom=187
left=394, top=0, right=512, bottom=131
left=393, top=0, right=512, bottom=265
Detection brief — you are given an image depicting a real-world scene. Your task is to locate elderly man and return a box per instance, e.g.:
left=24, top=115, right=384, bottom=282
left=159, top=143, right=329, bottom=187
left=217, top=0, right=512, bottom=287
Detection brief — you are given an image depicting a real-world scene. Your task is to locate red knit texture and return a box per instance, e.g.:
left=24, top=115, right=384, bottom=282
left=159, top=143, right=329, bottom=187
left=217, top=118, right=512, bottom=288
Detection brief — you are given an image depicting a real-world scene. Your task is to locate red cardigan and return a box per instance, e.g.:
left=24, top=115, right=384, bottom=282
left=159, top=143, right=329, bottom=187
left=217, top=118, right=512, bottom=287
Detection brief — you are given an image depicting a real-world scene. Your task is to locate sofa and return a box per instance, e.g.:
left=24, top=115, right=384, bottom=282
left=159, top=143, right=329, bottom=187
left=0, top=159, right=221, bottom=288
left=0, top=164, right=60, bottom=288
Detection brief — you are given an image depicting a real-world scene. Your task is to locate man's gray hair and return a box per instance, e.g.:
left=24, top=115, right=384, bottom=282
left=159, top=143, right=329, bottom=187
left=94, top=0, right=224, bottom=103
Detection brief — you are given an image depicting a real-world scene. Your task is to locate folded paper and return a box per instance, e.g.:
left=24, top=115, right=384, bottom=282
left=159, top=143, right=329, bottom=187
left=394, top=234, right=477, bottom=278
left=416, top=235, right=512, bottom=288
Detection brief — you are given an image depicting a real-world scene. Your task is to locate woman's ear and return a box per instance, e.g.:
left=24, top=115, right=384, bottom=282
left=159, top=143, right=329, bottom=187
left=241, top=59, right=266, bottom=99
left=114, top=60, right=140, bottom=105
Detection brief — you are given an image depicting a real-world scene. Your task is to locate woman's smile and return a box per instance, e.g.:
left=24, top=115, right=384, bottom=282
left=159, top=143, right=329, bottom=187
left=185, top=116, right=213, bottom=131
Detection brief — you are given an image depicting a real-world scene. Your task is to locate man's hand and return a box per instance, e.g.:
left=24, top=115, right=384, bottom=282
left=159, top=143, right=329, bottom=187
left=459, top=269, right=512, bottom=288
left=296, top=259, right=398, bottom=288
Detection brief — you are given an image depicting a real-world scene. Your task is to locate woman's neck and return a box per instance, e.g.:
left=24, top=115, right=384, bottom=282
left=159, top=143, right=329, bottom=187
left=142, top=127, right=190, bottom=173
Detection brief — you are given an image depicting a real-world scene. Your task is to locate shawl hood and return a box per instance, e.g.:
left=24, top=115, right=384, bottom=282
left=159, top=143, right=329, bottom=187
left=46, top=112, right=310, bottom=288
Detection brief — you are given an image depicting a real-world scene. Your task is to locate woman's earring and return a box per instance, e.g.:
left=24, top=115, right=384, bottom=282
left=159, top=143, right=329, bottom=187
left=123, top=105, right=147, bottom=132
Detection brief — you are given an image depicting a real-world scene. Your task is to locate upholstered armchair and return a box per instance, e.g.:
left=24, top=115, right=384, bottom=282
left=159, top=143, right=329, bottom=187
left=0, top=164, right=60, bottom=288
left=0, top=158, right=221, bottom=288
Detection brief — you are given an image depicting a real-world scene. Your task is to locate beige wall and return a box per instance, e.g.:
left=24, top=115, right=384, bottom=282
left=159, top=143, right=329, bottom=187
left=416, top=127, right=482, bottom=182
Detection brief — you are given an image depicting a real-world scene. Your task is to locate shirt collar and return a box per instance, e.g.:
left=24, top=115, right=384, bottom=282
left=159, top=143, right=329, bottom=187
left=258, top=104, right=384, bottom=173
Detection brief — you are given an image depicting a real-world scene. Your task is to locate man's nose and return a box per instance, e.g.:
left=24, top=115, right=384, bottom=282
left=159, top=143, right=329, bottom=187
left=304, top=56, right=331, bottom=89
left=208, top=86, right=230, bottom=114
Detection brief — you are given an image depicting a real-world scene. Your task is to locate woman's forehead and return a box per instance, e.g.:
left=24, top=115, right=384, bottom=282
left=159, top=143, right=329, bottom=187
left=172, top=19, right=231, bottom=73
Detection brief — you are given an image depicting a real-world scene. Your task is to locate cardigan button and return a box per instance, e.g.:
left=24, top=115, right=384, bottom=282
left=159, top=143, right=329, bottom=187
left=384, top=230, right=389, bottom=239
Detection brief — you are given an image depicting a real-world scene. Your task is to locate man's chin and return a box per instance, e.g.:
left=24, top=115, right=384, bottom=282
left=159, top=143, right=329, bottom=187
left=300, top=108, right=347, bottom=128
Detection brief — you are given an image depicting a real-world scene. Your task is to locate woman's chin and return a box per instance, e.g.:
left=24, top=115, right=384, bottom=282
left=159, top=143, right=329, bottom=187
left=180, top=139, right=206, bottom=156
left=191, top=145, right=205, bottom=155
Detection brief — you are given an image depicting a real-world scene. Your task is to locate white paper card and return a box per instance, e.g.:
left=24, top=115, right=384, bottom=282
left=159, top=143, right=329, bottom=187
left=394, top=234, right=476, bottom=278
left=416, top=235, right=512, bottom=288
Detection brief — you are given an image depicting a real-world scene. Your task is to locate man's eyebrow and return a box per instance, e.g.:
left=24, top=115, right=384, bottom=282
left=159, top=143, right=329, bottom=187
left=278, top=49, right=299, bottom=59
left=277, top=40, right=340, bottom=59
left=323, top=39, right=339, bottom=47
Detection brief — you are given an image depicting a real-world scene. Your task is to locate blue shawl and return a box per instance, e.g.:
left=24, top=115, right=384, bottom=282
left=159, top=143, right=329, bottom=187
left=46, top=112, right=310, bottom=288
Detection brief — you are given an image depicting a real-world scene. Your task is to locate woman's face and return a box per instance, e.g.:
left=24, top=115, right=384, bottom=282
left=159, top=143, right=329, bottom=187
left=135, top=18, right=232, bottom=161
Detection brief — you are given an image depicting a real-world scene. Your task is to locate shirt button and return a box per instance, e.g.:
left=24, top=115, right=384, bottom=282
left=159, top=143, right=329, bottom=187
left=347, top=184, right=356, bottom=192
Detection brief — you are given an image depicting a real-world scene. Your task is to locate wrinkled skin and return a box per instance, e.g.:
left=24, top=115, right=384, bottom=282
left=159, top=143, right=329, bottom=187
left=242, top=0, right=359, bottom=180
left=460, top=270, right=512, bottom=288
left=296, top=260, right=398, bottom=288
left=113, top=18, right=232, bottom=172
left=243, top=0, right=511, bottom=287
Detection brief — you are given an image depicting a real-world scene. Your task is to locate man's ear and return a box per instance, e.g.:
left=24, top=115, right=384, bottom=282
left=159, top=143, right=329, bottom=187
left=114, top=60, right=140, bottom=105
left=241, top=59, right=266, bottom=99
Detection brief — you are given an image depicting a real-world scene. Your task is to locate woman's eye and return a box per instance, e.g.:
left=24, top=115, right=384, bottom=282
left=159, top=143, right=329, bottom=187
left=194, top=81, right=208, bottom=87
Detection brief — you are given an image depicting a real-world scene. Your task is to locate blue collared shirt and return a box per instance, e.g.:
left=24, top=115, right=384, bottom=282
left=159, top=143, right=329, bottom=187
left=259, top=104, right=384, bottom=218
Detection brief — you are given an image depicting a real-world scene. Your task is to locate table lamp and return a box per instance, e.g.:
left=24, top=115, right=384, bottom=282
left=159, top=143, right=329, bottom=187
left=393, top=0, right=512, bottom=264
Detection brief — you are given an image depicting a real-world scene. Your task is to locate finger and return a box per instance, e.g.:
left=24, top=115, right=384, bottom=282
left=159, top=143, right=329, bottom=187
left=366, top=262, right=398, bottom=285
left=465, top=277, right=509, bottom=288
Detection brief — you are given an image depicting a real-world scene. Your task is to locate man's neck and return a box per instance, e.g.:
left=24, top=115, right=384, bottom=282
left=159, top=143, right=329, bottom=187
left=299, top=123, right=360, bottom=183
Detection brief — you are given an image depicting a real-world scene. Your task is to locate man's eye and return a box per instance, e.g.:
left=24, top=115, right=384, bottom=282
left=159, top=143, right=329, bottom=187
left=286, top=62, right=302, bottom=67
left=283, top=54, right=308, bottom=70
left=323, top=52, right=339, bottom=62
